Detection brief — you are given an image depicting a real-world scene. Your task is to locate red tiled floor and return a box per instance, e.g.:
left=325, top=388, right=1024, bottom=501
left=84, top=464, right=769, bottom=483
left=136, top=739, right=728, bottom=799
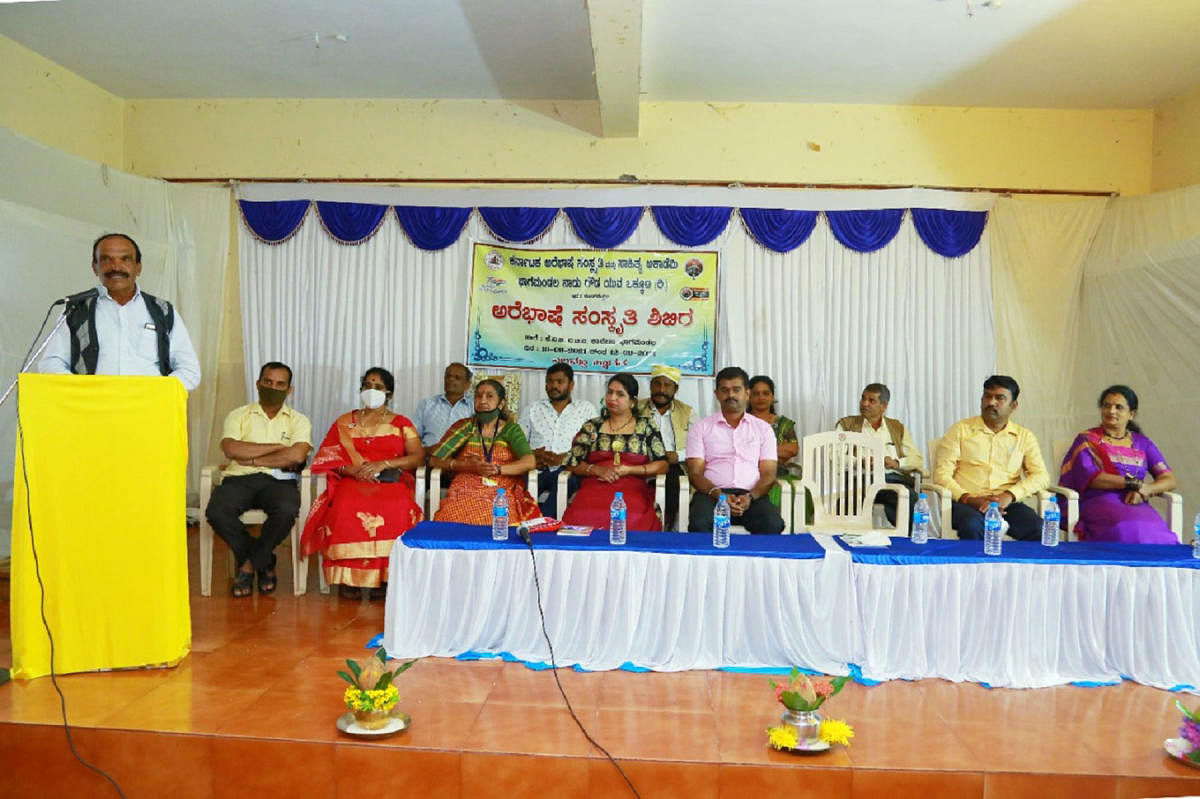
left=3, top=527, right=1200, bottom=797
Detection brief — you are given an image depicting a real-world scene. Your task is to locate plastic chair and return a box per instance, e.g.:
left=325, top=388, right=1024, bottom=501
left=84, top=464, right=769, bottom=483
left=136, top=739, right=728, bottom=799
left=796, top=431, right=909, bottom=536
left=198, top=465, right=313, bottom=596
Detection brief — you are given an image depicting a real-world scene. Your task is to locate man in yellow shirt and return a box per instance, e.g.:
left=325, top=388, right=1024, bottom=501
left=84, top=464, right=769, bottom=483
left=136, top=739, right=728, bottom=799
left=934, top=375, right=1049, bottom=540
left=205, top=362, right=313, bottom=596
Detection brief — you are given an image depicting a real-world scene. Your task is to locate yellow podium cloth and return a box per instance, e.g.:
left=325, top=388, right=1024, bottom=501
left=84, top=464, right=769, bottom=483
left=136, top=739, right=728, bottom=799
left=11, top=374, right=191, bottom=679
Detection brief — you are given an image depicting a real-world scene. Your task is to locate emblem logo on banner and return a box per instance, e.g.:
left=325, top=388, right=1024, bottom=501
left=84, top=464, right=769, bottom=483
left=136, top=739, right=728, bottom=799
left=466, top=243, right=718, bottom=376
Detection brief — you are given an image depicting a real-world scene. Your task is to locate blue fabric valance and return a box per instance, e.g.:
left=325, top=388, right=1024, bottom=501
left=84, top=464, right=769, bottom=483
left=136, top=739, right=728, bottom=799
left=826, top=209, right=906, bottom=253
left=739, top=208, right=819, bottom=253
left=239, top=199, right=311, bottom=244
left=564, top=206, right=644, bottom=249
left=238, top=199, right=988, bottom=256
left=394, top=206, right=472, bottom=250
left=478, top=207, right=560, bottom=243
left=315, top=201, right=388, bottom=245
left=651, top=206, right=732, bottom=247
left=911, top=208, right=988, bottom=258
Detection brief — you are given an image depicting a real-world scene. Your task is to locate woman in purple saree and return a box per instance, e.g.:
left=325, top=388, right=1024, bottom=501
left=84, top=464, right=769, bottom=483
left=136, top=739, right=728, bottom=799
left=1058, top=385, right=1177, bottom=543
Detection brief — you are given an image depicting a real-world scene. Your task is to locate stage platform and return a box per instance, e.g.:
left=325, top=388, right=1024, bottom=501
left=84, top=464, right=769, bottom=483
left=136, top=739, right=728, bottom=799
left=1, top=530, right=1199, bottom=798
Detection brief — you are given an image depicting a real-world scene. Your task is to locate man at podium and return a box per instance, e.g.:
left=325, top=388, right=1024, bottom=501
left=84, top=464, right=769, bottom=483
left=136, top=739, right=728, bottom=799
left=37, top=233, right=201, bottom=390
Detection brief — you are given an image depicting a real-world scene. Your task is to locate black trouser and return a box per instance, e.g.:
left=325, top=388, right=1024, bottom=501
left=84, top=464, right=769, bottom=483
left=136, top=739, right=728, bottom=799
left=536, top=467, right=579, bottom=518
left=662, top=462, right=686, bottom=531
left=879, top=471, right=918, bottom=527
left=951, top=499, right=1040, bottom=541
left=688, top=487, right=785, bottom=534
left=205, top=473, right=301, bottom=571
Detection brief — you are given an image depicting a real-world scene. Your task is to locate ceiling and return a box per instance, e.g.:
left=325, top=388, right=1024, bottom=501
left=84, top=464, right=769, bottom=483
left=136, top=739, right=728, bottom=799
left=2, top=0, right=1198, bottom=131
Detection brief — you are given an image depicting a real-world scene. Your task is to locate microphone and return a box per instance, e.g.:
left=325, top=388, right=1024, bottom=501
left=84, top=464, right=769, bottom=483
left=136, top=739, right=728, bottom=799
left=57, top=288, right=98, bottom=308
left=516, top=523, right=532, bottom=546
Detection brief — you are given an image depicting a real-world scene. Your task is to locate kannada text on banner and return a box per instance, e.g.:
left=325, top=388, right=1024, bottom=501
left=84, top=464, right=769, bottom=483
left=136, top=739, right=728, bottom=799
left=466, top=244, right=718, bottom=376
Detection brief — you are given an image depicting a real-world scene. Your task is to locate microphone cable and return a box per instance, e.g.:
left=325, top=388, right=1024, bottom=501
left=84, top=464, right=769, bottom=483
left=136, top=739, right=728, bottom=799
left=10, top=300, right=127, bottom=798
left=517, top=526, right=641, bottom=798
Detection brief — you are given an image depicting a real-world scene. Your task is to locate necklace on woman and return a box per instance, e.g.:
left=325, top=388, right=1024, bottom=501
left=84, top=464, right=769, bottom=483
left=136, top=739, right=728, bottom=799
left=1103, top=429, right=1130, bottom=443
left=351, top=408, right=385, bottom=429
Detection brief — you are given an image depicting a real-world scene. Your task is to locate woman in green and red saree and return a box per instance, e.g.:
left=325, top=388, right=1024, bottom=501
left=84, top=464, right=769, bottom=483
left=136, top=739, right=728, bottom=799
left=301, top=367, right=424, bottom=598
left=430, top=378, right=539, bottom=524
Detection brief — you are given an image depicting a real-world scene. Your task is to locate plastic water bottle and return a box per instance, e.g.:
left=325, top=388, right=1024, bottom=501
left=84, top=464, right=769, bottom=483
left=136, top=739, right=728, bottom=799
left=983, top=501, right=1003, bottom=556
left=492, top=487, right=509, bottom=541
left=1042, top=496, right=1061, bottom=547
left=609, top=491, right=627, bottom=545
left=1193, top=511, right=1200, bottom=559
left=713, top=494, right=731, bottom=549
left=911, top=493, right=931, bottom=544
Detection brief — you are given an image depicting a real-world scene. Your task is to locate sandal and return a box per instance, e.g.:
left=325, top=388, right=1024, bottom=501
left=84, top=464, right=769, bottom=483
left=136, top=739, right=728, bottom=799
left=231, top=570, right=254, bottom=598
left=339, top=584, right=362, bottom=600
left=257, top=566, right=277, bottom=595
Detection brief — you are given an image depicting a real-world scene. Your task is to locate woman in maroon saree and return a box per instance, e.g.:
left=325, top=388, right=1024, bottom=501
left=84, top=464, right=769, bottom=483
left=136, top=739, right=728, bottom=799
left=1058, top=385, right=1177, bottom=543
left=562, top=373, right=669, bottom=531
left=301, top=368, right=425, bottom=596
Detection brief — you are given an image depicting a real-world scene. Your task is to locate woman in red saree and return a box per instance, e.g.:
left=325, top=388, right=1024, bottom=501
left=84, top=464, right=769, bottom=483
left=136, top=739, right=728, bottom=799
left=562, top=373, right=669, bottom=531
left=301, top=368, right=424, bottom=598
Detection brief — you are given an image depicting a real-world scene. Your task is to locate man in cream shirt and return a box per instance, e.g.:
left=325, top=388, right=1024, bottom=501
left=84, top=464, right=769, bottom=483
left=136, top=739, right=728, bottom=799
left=836, top=383, right=923, bottom=526
left=637, top=364, right=692, bottom=530
left=205, top=362, right=312, bottom=596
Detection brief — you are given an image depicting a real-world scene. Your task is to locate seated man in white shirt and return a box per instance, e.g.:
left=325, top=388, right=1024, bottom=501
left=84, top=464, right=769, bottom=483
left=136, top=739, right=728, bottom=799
left=636, top=364, right=693, bottom=530
left=835, top=383, right=924, bottom=525
left=518, top=362, right=597, bottom=516
left=38, top=233, right=201, bottom=390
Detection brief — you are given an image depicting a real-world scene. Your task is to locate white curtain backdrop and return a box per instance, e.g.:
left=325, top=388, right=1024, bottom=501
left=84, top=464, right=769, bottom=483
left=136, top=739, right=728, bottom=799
left=1073, top=184, right=1200, bottom=510
left=0, top=125, right=231, bottom=557
left=238, top=201, right=993, bottom=460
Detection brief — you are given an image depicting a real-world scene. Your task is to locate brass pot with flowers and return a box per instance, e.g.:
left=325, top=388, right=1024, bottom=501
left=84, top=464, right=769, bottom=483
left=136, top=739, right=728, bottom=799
left=338, top=648, right=417, bottom=730
left=766, top=668, right=854, bottom=752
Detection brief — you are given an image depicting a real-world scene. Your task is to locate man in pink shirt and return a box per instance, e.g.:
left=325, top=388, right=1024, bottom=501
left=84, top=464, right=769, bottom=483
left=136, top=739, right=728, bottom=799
left=685, top=366, right=785, bottom=533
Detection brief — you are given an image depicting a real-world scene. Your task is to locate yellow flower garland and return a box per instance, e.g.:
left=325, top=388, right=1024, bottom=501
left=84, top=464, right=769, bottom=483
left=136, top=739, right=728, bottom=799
left=343, top=684, right=399, bottom=712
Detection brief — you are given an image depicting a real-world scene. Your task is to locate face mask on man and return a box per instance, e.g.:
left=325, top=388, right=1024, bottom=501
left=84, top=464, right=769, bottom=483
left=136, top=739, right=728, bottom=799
left=360, top=388, right=387, bottom=409
left=257, top=385, right=288, bottom=407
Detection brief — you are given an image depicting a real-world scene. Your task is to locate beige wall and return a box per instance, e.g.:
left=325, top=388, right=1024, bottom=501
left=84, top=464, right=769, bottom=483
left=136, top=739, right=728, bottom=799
left=0, top=36, right=123, bottom=168
left=122, top=98, right=1154, bottom=195
left=1152, top=84, right=1200, bottom=192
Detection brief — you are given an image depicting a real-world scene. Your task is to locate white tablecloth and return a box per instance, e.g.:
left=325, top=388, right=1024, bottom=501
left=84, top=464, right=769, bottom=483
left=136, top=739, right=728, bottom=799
left=382, top=525, right=1200, bottom=690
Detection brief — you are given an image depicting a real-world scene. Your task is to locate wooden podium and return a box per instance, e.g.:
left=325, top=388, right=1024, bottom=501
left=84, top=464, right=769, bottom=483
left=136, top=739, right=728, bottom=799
left=10, top=374, right=191, bottom=679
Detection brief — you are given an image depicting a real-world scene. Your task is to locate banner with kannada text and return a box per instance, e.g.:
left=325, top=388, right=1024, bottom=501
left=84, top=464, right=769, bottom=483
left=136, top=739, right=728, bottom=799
left=466, top=243, right=718, bottom=376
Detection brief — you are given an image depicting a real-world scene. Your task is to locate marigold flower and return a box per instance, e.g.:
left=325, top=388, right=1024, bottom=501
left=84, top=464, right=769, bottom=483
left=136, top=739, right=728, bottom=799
left=766, top=724, right=799, bottom=750
left=819, top=718, right=854, bottom=746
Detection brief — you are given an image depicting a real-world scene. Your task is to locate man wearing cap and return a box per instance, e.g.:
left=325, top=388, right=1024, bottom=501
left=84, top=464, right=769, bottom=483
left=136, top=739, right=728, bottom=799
left=518, top=362, right=598, bottom=517
left=637, top=364, right=693, bottom=530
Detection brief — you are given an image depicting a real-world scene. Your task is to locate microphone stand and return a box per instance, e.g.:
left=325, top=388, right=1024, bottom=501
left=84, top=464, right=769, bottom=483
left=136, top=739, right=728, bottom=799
left=0, top=309, right=68, bottom=410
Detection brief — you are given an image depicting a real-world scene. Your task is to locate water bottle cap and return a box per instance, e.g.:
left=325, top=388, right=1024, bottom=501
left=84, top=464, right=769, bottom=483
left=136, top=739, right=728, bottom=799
left=497, top=488, right=505, bottom=495
left=1047, top=495, right=1057, bottom=504
left=918, top=493, right=927, bottom=500
left=989, top=501, right=999, bottom=507
left=718, top=493, right=727, bottom=501
left=615, top=491, right=623, bottom=498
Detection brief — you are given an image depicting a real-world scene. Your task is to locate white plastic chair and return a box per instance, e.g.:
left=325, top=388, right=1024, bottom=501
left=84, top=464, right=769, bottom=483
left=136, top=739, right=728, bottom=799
left=198, top=465, right=313, bottom=596
left=796, top=431, right=909, bottom=536
left=1052, top=438, right=1182, bottom=542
